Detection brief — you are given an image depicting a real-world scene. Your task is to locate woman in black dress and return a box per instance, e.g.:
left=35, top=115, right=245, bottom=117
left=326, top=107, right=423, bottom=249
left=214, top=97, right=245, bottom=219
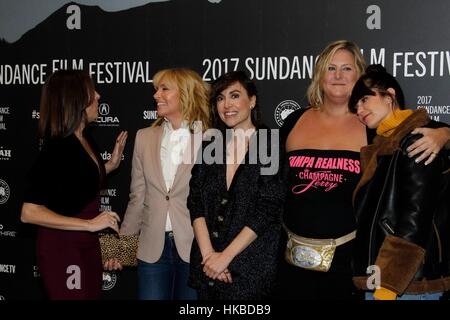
left=21, top=70, right=127, bottom=299
left=188, top=71, right=285, bottom=299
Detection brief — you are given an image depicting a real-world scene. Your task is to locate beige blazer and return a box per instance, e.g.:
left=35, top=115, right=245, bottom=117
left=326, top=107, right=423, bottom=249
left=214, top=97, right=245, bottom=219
left=120, top=125, right=198, bottom=263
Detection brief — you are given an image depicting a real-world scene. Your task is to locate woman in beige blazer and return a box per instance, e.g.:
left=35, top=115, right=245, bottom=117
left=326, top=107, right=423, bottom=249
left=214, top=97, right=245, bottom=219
left=117, top=68, right=210, bottom=299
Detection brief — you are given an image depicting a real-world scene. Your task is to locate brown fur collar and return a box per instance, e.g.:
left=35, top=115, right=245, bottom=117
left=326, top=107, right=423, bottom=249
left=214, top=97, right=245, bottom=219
left=353, top=109, right=430, bottom=202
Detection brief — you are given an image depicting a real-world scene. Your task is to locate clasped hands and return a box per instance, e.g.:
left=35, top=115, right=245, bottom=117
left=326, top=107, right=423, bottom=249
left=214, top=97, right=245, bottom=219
left=202, top=251, right=234, bottom=284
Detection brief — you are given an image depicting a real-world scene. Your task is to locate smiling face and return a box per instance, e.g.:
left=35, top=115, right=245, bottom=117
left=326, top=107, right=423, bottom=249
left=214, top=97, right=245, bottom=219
left=321, top=49, right=359, bottom=103
left=215, top=81, right=256, bottom=130
left=153, top=77, right=182, bottom=124
left=356, top=90, right=394, bottom=128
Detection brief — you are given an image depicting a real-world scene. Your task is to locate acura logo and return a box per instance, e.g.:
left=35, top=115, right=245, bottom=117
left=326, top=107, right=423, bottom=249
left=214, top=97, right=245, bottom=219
left=99, top=103, right=110, bottom=116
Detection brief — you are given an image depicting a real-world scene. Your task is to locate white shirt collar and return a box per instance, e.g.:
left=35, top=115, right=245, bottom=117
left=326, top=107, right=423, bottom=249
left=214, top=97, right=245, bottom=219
left=163, top=118, right=189, bottom=132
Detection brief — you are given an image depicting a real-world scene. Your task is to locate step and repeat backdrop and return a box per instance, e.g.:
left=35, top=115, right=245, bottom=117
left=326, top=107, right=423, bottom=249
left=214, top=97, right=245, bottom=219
left=1, top=0, right=449, bottom=300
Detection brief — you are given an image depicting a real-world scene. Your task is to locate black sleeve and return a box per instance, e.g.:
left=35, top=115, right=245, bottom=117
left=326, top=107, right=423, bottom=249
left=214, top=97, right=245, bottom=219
left=246, top=166, right=285, bottom=236
left=187, top=148, right=207, bottom=223
left=23, top=143, right=58, bottom=206
left=394, top=134, right=446, bottom=247
left=246, top=129, right=285, bottom=236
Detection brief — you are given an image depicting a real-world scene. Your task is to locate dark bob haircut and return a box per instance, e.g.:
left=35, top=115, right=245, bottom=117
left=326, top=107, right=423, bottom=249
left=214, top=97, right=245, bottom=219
left=349, top=64, right=405, bottom=113
left=210, top=70, right=261, bottom=130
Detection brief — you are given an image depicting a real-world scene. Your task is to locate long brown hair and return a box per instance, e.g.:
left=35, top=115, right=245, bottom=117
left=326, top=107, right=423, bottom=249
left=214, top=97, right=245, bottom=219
left=39, top=70, right=95, bottom=139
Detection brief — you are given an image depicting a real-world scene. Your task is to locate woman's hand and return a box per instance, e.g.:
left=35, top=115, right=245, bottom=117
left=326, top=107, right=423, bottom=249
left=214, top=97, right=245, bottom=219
left=105, top=131, right=128, bottom=174
left=217, top=269, right=233, bottom=283
left=88, top=211, right=120, bottom=232
left=201, top=252, right=234, bottom=280
left=104, top=258, right=123, bottom=271
left=200, top=250, right=232, bottom=283
left=407, top=127, right=450, bottom=165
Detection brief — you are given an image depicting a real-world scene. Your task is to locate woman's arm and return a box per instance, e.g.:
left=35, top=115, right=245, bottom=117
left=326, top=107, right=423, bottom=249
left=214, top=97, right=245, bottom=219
left=202, top=226, right=257, bottom=280
left=21, top=202, right=120, bottom=232
left=374, top=135, right=444, bottom=296
left=193, top=217, right=215, bottom=259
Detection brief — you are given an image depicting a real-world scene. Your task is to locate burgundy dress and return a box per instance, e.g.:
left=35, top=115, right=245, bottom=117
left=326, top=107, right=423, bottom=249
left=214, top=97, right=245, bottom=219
left=24, top=132, right=106, bottom=299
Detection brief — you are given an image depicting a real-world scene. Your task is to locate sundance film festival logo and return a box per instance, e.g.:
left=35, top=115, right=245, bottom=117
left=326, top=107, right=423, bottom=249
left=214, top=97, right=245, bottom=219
left=96, top=103, right=120, bottom=127
left=0, top=106, right=9, bottom=130
left=0, top=264, right=16, bottom=274
left=102, top=271, right=118, bottom=291
left=31, top=109, right=40, bottom=119
left=99, top=188, right=118, bottom=212
left=143, top=109, right=158, bottom=120
left=0, top=147, right=12, bottom=161
left=33, top=265, right=40, bottom=278
left=0, top=179, right=10, bottom=204
left=0, top=224, right=17, bottom=238
left=101, top=151, right=125, bottom=162
left=274, top=100, right=301, bottom=127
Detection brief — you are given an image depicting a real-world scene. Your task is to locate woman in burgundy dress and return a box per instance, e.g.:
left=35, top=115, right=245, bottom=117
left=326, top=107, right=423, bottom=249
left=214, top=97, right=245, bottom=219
left=21, top=70, right=127, bottom=299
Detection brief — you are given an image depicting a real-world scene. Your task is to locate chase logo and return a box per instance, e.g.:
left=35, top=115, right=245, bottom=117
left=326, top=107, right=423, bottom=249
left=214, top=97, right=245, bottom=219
left=0, top=179, right=10, bottom=205
left=274, top=100, right=301, bottom=127
left=102, top=271, right=117, bottom=291
left=99, top=103, right=110, bottom=116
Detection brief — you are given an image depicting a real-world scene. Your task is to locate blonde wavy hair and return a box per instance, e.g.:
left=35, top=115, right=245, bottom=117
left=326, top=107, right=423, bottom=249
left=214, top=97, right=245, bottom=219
left=151, top=68, right=211, bottom=131
left=307, top=40, right=366, bottom=109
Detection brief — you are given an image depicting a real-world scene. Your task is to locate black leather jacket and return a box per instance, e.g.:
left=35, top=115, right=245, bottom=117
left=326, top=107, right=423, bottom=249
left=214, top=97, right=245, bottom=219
left=352, top=110, right=450, bottom=294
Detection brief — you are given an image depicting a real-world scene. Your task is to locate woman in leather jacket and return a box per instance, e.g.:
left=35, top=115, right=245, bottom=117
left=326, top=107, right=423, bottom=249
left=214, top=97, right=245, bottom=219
left=349, top=64, right=450, bottom=300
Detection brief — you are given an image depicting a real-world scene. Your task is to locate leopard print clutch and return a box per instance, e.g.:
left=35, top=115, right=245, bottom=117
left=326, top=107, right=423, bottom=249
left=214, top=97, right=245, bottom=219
left=99, top=233, right=138, bottom=267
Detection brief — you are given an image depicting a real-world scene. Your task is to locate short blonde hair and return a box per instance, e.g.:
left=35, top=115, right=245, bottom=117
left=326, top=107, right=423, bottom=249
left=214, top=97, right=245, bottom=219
left=307, top=40, right=366, bottom=109
left=152, top=68, right=210, bottom=131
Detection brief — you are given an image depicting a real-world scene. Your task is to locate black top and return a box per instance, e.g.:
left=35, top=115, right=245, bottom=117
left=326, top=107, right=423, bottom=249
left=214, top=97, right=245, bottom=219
left=24, top=131, right=105, bottom=216
left=284, top=149, right=360, bottom=239
left=188, top=128, right=285, bottom=299
left=278, top=108, right=367, bottom=273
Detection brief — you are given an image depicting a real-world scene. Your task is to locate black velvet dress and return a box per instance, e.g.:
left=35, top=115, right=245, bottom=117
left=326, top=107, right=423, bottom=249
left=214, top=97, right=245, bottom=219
left=23, top=132, right=105, bottom=299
